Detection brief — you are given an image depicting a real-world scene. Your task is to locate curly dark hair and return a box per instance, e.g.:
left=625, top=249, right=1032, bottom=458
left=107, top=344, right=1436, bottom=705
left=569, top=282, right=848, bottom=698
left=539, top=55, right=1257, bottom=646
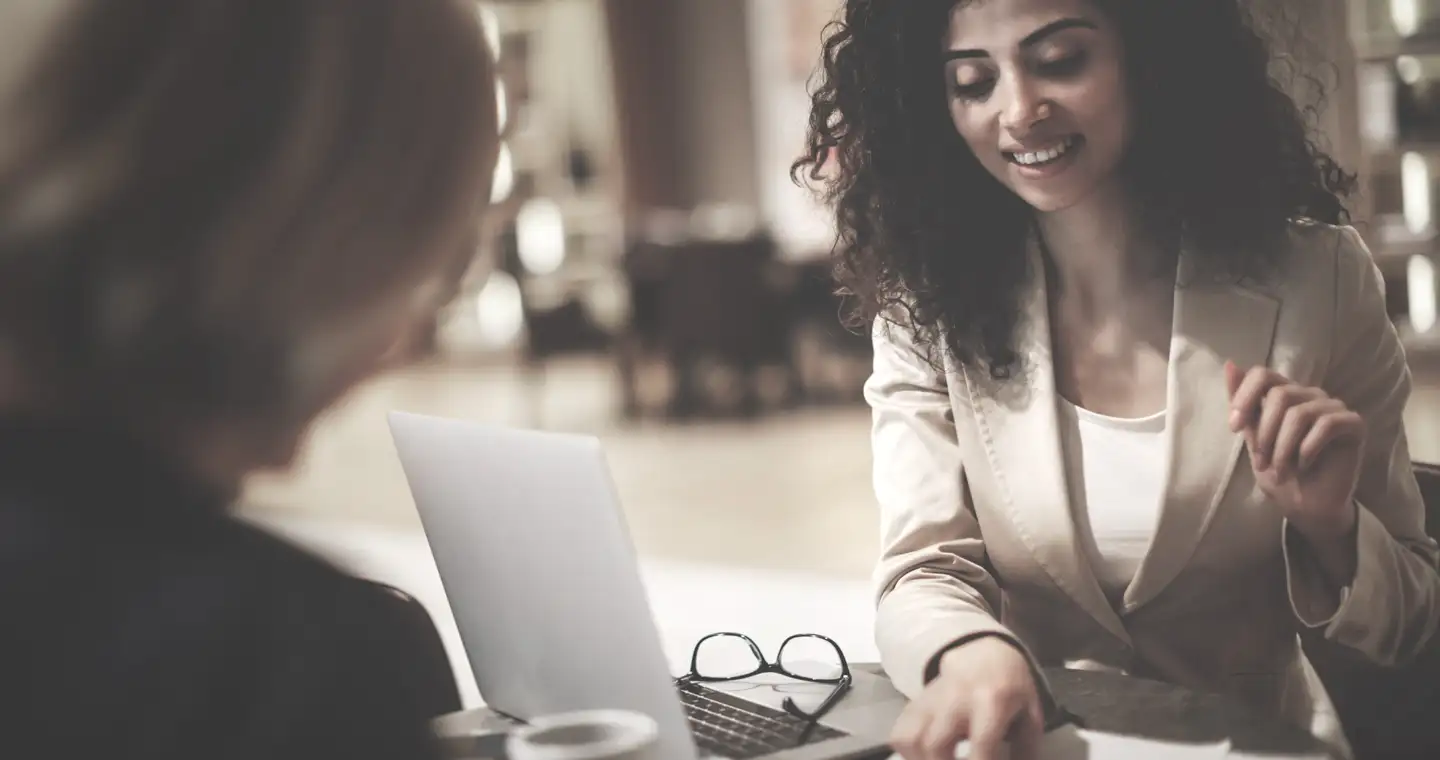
left=793, top=0, right=1356, bottom=380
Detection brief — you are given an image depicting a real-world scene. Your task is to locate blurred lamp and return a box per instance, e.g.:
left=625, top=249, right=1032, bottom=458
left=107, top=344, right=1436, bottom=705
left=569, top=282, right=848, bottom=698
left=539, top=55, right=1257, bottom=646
left=516, top=198, right=566, bottom=276
left=1393, top=0, right=1420, bottom=36
left=1398, top=55, right=1424, bottom=85
left=582, top=276, right=631, bottom=332
left=1402, top=151, right=1431, bottom=234
left=491, top=144, right=514, bottom=204
left=496, top=78, right=509, bottom=134
left=475, top=271, right=526, bottom=347
left=1410, top=255, right=1439, bottom=334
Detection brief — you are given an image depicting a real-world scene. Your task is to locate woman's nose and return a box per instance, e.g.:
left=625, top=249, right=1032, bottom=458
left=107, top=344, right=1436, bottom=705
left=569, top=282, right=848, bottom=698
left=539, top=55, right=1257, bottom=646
left=998, top=79, right=1049, bottom=135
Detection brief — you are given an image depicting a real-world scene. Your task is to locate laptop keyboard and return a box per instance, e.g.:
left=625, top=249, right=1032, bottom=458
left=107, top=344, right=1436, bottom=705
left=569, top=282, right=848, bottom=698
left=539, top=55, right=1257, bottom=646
left=676, top=679, right=846, bottom=759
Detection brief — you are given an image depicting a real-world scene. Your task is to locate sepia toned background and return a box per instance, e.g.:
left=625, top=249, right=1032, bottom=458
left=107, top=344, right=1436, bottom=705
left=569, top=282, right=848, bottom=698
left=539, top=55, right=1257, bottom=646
left=203, top=0, right=1440, bottom=705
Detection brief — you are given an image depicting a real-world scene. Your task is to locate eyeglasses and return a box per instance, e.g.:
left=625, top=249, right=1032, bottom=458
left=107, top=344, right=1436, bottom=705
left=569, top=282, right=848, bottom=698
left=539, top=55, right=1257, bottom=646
left=679, top=632, right=852, bottom=727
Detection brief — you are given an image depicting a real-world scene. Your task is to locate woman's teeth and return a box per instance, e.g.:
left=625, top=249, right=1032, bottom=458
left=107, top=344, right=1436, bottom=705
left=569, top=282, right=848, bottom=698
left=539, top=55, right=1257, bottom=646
left=1009, top=137, right=1076, bottom=166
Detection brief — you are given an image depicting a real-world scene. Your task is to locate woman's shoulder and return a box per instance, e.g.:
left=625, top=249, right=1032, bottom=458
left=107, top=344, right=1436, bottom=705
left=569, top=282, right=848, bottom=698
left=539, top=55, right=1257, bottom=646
left=222, top=520, right=436, bottom=643
left=1256, top=220, right=1392, bottom=366
left=1277, top=218, right=1373, bottom=280
left=138, top=517, right=447, bottom=698
left=0, top=507, right=448, bottom=758
left=198, top=521, right=452, bottom=753
left=1256, top=219, right=1378, bottom=304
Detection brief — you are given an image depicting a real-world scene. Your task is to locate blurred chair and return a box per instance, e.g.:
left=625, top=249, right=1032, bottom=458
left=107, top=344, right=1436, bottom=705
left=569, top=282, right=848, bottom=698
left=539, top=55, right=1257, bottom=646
left=616, top=229, right=798, bottom=419
left=366, top=580, right=463, bottom=719
left=658, top=235, right=794, bottom=417
left=615, top=235, right=673, bottom=418
left=786, top=258, right=873, bottom=405
left=492, top=217, right=616, bottom=425
left=1301, top=462, right=1440, bottom=759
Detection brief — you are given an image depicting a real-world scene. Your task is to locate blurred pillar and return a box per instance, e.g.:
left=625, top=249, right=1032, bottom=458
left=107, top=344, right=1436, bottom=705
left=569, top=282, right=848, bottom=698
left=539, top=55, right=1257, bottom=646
left=602, top=0, right=760, bottom=217
left=602, top=0, right=686, bottom=212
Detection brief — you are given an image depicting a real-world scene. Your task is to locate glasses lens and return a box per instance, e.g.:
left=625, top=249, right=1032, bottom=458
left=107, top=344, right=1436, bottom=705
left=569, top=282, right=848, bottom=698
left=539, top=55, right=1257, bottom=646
left=778, top=636, right=844, bottom=682
left=694, top=634, right=764, bottom=679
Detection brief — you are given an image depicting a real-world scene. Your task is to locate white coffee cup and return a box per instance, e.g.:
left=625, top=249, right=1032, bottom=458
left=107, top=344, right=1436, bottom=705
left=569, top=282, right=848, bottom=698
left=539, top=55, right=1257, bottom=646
left=505, top=709, right=660, bottom=760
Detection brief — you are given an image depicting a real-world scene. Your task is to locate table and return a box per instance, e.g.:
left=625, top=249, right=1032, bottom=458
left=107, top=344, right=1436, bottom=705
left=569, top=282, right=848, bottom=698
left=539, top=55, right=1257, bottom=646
left=1038, top=667, right=1334, bottom=757
left=438, top=665, right=1334, bottom=759
left=254, top=515, right=1333, bottom=757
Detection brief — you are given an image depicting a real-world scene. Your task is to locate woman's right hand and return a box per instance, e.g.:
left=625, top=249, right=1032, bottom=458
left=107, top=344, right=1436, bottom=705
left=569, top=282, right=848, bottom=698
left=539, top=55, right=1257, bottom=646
left=889, top=636, right=1044, bottom=760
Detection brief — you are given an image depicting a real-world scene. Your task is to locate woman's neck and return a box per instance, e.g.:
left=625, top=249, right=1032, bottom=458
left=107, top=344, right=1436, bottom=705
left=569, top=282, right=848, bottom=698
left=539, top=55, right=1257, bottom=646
left=1035, top=183, right=1171, bottom=310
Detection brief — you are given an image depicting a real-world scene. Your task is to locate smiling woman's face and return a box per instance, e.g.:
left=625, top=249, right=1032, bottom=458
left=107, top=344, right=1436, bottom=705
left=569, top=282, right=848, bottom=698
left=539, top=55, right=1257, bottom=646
left=944, top=0, right=1130, bottom=213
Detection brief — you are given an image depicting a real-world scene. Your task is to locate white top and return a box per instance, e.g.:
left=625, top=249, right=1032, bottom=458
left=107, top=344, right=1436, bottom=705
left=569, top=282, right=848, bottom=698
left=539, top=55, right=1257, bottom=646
left=1057, top=397, right=1169, bottom=603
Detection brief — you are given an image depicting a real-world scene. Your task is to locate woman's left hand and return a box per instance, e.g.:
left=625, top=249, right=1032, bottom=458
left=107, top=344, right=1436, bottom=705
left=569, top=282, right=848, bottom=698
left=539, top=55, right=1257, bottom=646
left=1225, top=361, right=1363, bottom=545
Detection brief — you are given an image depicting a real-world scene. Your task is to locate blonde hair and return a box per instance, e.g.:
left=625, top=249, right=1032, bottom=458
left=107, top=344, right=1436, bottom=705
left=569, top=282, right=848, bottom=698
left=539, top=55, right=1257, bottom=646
left=0, top=0, right=497, bottom=443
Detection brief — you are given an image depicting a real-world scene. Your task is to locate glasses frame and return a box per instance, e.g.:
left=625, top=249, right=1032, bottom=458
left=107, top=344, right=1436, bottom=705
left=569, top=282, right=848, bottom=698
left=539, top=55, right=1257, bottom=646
left=681, top=632, right=853, bottom=730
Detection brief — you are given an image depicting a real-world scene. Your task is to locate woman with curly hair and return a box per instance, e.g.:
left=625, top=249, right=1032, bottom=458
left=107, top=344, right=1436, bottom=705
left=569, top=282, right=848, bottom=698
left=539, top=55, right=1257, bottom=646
left=795, top=1, right=1440, bottom=758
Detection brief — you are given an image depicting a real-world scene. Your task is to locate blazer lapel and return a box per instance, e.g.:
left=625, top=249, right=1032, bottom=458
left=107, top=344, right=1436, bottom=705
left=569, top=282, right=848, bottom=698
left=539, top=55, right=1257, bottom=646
left=1121, top=253, right=1280, bottom=612
left=963, top=243, right=1131, bottom=644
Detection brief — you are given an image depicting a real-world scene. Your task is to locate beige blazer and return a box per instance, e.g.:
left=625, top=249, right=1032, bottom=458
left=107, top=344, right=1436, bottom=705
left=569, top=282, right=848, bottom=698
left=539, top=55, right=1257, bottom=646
left=868, top=221, right=1440, bottom=756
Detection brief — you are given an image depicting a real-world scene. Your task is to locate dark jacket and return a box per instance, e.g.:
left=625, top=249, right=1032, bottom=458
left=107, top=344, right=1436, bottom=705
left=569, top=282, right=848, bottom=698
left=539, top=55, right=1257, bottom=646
left=0, top=415, right=450, bottom=759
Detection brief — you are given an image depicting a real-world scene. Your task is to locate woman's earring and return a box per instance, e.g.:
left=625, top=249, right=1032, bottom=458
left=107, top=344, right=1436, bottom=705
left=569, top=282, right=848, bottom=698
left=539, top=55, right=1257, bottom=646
left=1034, top=102, right=1053, bottom=123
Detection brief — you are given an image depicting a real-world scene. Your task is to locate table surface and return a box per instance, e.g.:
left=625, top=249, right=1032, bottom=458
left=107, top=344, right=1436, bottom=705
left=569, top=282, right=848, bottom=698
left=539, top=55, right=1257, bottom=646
left=440, top=665, right=1333, bottom=759
left=257, top=515, right=1331, bottom=758
left=1038, top=667, right=1333, bottom=757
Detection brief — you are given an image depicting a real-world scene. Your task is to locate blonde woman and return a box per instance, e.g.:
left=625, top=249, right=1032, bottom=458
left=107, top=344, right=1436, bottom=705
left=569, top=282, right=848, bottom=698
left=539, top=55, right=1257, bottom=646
left=0, top=1, right=497, bottom=758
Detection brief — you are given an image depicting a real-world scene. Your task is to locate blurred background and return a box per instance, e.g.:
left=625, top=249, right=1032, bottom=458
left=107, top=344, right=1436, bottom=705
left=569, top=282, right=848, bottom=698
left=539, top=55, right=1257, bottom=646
left=228, top=0, right=1440, bottom=701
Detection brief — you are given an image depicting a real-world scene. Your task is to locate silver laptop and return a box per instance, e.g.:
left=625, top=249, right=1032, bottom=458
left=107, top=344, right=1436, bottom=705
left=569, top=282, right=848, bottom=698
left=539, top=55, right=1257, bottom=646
left=388, top=412, right=901, bottom=760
